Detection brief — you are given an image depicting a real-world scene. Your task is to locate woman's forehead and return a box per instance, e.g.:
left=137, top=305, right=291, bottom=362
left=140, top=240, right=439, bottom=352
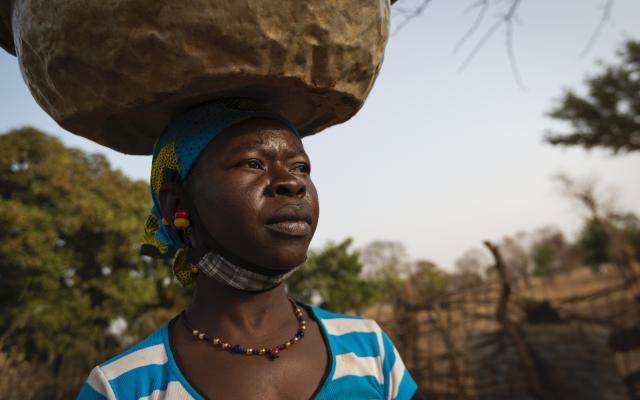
left=211, top=119, right=305, bottom=155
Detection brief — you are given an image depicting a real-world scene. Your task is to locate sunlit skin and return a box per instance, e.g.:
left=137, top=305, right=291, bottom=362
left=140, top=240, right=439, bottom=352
left=159, top=119, right=328, bottom=399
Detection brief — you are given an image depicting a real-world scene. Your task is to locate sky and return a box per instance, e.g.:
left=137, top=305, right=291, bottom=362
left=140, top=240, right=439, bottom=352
left=1, top=0, right=639, bottom=270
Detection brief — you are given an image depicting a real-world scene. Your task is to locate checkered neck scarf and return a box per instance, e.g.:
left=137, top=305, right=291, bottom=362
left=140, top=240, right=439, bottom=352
left=197, top=251, right=303, bottom=292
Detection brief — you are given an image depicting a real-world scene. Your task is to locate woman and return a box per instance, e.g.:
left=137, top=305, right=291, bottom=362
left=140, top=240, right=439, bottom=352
left=77, top=101, right=419, bottom=399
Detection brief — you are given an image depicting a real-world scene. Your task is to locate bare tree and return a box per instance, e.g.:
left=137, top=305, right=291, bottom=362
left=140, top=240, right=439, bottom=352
left=391, top=0, right=618, bottom=89
left=452, top=247, right=491, bottom=289
left=554, top=172, right=638, bottom=282
left=361, top=240, right=411, bottom=277
left=499, top=231, right=533, bottom=283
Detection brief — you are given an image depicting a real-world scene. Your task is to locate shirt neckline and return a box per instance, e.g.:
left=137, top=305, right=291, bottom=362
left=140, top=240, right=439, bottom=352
left=162, top=302, right=335, bottom=400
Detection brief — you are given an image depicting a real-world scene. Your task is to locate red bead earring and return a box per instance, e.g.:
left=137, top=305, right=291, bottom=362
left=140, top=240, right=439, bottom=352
left=174, top=210, right=190, bottom=229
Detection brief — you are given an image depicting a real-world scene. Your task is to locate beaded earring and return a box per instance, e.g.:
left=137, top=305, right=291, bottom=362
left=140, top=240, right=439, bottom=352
left=171, top=210, right=197, bottom=285
left=174, top=210, right=190, bottom=229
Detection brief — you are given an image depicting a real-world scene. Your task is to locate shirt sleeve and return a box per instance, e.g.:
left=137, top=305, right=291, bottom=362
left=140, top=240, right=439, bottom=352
left=378, top=325, right=419, bottom=400
left=76, top=366, right=116, bottom=400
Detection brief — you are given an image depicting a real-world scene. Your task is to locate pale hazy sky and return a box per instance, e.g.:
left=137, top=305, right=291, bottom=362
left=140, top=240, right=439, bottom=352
left=1, top=0, right=639, bottom=270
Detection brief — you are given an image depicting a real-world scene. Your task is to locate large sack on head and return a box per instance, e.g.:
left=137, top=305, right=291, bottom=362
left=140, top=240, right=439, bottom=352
left=1, top=0, right=390, bottom=154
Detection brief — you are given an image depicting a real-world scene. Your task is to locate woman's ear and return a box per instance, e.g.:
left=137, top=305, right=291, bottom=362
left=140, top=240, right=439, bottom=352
left=158, top=180, right=182, bottom=223
left=160, top=179, right=206, bottom=252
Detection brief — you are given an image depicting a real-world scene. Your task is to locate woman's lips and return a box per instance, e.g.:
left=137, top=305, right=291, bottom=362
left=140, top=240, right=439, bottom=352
left=265, top=203, right=313, bottom=237
left=265, top=220, right=311, bottom=237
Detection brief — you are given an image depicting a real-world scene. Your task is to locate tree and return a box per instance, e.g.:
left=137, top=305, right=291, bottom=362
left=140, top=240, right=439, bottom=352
left=361, top=240, right=411, bottom=277
left=555, top=173, right=639, bottom=279
left=529, top=226, right=573, bottom=277
left=498, top=231, right=533, bottom=282
left=546, top=40, right=640, bottom=153
left=452, top=247, right=489, bottom=289
left=616, top=213, right=640, bottom=262
left=360, top=240, right=410, bottom=302
left=286, top=238, right=382, bottom=313
left=579, top=218, right=613, bottom=270
left=391, top=1, right=625, bottom=89
left=580, top=212, right=640, bottom=269
left=0, top=127, right=186, bottom=362
left=406, top=260, right=450, bottom=303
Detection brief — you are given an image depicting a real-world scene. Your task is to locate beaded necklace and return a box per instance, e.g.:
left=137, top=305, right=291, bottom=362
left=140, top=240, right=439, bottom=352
left=180, top=298, right=306, bottom=360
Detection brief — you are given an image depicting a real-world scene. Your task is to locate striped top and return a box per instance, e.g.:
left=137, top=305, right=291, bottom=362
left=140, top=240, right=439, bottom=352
left=77, top=305, right=418, bottom=399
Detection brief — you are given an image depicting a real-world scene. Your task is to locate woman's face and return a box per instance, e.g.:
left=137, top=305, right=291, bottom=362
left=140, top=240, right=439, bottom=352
left=185, top=118, right=319, bottom=271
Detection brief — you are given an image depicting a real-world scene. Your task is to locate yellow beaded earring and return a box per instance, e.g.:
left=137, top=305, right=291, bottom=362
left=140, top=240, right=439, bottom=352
left=174, top=210, right=190, bottom=229
left=170, top=210, right=197, bottom=285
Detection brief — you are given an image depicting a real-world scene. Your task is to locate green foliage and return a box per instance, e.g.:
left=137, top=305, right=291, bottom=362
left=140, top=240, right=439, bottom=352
left=530, top=228, right=568, bottom=277
left=0, top=127, right=185, bottom=361
left=620, top=213, right=640, bottom=261
left=531, top=240, right=557, bottom=277
left=579, top=218, right=613, bottom=269
left=409, top=260, right=450, bottom=302
left=609, top=213, right=640, bottom=263
left=368, top=264, right=402, bottom=303
left=287, top=238, right=382, bottom=313
left=546, top=40, right=640, bottom=153
left=360, top=241, right=407, bottom=301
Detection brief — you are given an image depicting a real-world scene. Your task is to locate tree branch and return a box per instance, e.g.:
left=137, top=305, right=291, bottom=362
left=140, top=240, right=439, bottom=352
left=391, top=0, right=433, bottom=37
left=457, top=0, right=526, bottom=90
left=483, top=240, right=549, bottom=399
left=579, top=0, right=615, bottom=58
left=505, top=6, right=527, bottom=90
left=454, top=0, right=489, bottom=55
left=392, top=0, right=620, bottom=90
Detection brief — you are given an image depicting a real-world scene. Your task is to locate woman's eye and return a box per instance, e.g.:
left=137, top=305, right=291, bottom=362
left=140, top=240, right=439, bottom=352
left=242, top=160, right=263, bottom=169
left=293, top=163, right=311, bottom=174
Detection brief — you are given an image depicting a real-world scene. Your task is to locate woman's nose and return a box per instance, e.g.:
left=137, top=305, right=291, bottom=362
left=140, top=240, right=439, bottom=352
left=268, top=166, right=306, bottom=198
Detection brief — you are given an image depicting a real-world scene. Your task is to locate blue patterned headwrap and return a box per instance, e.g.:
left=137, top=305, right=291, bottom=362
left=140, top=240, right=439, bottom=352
left=140, top=100, right=301, bottom=262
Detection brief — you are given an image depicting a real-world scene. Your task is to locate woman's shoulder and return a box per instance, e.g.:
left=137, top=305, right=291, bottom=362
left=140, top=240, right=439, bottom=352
left=101, top=323, right=169, bottom=365
left=308, top=305, right=390, bottom=370
left=307, top=304, right=386, bottom=337
left=306, top=305, right=420, bottom=400
left=76, top=322, right=193, bottom=400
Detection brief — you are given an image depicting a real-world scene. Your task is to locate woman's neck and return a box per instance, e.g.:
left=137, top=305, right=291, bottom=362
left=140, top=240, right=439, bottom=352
left=184, top=273, right=294, bottom=338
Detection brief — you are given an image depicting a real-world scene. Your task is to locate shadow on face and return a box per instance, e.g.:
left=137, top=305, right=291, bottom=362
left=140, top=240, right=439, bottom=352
left=174, top=118, right=320, bottom=272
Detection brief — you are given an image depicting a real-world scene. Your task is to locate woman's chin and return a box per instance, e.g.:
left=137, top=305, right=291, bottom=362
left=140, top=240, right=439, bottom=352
left=244, top=236, right=311, bottom=270
left=211, top=243, right=306, bottom=273
left=253, top=249, right=309, bottom=272
left=265, top=256, right=308, bottom=271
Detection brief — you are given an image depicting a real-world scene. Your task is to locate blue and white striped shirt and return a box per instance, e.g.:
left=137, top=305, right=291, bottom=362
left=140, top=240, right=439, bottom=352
left=77, top=305, right=418, bottom=399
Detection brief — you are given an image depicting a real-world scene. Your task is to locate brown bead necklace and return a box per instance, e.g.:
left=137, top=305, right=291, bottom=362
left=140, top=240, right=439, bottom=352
left=179, top=298, right=307, bottom=360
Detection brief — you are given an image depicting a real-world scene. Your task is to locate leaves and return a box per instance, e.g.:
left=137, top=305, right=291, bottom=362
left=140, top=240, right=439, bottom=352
left=287, top=238, right=384, bottom=313
left=546, top=40, right=640, bottom=153
left=0, top=127, right=185, bottom=360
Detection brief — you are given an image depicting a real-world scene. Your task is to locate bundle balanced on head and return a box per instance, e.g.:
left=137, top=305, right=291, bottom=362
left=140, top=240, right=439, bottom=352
left=2, top=0, right=420, bottom=398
